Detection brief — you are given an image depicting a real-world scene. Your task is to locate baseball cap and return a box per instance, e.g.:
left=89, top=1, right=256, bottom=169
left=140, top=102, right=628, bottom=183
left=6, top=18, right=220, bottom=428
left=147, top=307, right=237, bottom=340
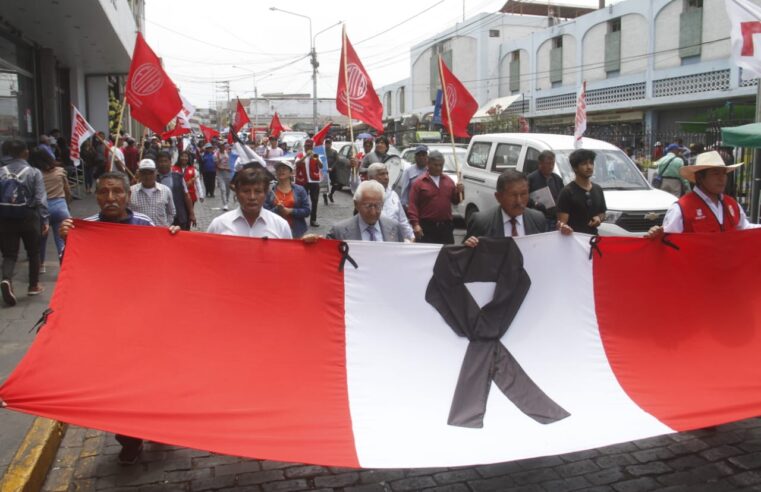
left=414, top=144, right=429, bottom=154
left=665, top=143, right=681, bottom=153
left=138, top=159, right=156, bottom=171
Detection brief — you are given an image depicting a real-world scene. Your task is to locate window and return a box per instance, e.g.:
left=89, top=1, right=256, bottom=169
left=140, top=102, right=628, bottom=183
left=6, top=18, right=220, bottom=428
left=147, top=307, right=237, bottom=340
left=489, top=29, right=500, bottom=38
left=686, top=0, right=702, bottom=7
left=609, top=18, right=621, bottom=32
left=509, top=51, right=521, bottom=93
left=550, top=37, right=563, bottom=84
left=680, top=0, right=703, bottom=58
left=523, top=148, right=541, bottom=175
left=491, top=143, right=521, bottom=173
left=430, top=47, right=452, bottom=103
left=553, top=37, right=563, bottom=49
left=384, top=92, right=392, bottom=117
left=467, top=142, right=491, bottom=169
left=605, top=19, right=622, bottom=74
left=398, top=86, right=405, bottom=114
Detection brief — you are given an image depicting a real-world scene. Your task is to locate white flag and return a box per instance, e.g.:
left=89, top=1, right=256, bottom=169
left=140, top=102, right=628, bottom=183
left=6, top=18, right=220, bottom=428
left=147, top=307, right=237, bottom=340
left=573, top=81, right=587, bottom=149
left=176, top=95, right=196, bottom=130
left=726, top=0, right=761, bottom=80
left=70, top=105, right=96, bottom=167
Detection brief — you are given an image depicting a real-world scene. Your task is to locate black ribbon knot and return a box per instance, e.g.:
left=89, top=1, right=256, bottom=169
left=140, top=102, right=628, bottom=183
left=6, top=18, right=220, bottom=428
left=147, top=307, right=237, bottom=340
left=425, top=237, right=570, bottom=428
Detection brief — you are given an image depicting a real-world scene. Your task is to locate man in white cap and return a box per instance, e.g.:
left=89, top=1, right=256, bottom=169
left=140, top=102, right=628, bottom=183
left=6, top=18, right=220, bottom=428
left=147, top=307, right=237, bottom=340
left=129, top=159, right=176, bottom=227
left=647, top=151, right=758, bottom=236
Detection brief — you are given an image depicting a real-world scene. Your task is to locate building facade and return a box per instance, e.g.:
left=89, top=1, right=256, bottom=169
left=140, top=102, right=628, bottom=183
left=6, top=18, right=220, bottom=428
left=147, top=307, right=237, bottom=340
left=0, top=0, right=143, bottom=146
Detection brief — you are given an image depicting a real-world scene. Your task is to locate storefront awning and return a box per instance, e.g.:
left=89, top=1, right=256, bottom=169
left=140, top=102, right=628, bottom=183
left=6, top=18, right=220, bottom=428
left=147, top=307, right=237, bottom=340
left=472, top=95, right=522, bottom=122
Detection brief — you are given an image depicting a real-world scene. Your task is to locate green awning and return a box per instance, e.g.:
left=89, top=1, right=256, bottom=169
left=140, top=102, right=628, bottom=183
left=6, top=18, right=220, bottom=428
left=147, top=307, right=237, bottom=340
left=721, top=123, right=761, bottom=148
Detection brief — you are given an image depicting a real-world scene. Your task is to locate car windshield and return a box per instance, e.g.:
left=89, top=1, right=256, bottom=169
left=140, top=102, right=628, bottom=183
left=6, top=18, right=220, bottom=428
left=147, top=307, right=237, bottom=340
left=442, top=151, right=468, bottom=173
left=553, top=149, right=649, bottom=190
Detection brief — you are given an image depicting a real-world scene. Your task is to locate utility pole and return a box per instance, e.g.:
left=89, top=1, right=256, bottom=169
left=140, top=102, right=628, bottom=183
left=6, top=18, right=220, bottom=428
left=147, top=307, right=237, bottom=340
left=216, top=81, right=230, bottom=128
left=311, top=48, right=318, bottom=133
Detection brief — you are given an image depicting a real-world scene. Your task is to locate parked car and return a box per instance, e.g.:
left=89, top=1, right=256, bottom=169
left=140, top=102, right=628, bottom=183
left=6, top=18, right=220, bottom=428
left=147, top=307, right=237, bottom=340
left=400, top=143, right=468, bottom=218
left=461, top=133, right=678, bottom=236
left=336, top=141, right=404, bottom=191
left=279, top=131, right=309, bottom=152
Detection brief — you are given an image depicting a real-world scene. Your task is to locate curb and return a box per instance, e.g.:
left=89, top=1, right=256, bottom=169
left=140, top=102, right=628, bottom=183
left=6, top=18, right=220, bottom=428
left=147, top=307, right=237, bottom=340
left=0, top=418, right=67, bottom=492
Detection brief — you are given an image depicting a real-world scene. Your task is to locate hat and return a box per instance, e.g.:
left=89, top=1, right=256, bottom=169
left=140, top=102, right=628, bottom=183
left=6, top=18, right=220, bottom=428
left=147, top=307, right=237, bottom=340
left=679, top=151, right=743, bottom=183
left=138, top=159, right=156, bottom=171
left=665, top=143, right=681, bottom=153
left=273, top=160, right=294, bottom=171
left=203, top=143, right=213, bottom=149
left=414, top=144, right=429, bottom=154
left=654, top=141, right=662, bottom=146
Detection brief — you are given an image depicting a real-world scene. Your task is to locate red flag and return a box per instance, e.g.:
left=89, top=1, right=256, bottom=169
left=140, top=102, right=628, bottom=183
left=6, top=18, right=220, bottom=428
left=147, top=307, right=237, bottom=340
left=160, top=120, right=191, bottom=140
left=438, top=57, right=478, bottom=139
left=312, top=122, right=332, bottom=146
left=336, top=27, right=384, bottom=134
left=232, top=99, right=251, bottom=133
left=269, top=112, right=285, bottom=139
left=125, top=33, right=183, bottom=133
left=199, top=124, right=220, bottom=142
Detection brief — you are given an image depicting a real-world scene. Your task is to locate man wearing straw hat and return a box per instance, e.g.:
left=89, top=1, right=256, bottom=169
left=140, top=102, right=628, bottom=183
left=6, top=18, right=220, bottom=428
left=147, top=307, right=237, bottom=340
left=647, top=151, right=758, bottom=236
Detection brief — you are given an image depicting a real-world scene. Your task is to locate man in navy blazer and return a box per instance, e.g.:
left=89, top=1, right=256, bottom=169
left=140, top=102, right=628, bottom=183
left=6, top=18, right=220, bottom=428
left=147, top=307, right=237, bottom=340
left=464, top=170, right=548, bottom=247
left=327, top=181, right=406, bottom=242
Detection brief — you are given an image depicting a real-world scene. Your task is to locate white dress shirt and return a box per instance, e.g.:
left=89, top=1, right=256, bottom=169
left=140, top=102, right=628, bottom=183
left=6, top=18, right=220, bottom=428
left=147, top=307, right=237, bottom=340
left=206, top=207, right=293, bottom=239
left=382, top=189, right=415, bottom=240
left=501, top=209, right=526, bottom=237
left=662, top=187, right=759, bottom=233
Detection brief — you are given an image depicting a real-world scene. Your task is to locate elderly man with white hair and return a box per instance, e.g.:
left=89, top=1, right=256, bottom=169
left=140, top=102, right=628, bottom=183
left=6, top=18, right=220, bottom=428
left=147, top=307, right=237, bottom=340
left=327, top=180, right=406, bottom=242
left=350, top=162, right=415, bottom=241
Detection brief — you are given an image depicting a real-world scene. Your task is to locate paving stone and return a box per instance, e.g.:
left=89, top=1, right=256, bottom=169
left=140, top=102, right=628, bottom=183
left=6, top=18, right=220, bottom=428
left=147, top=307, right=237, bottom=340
left=161, top=456, right=193, bottom=472
left=164, top=468, right=213, bottom=483
left=237, top=470, right=286, bottom=486
left=137, top=485, right=187, bottom=492
left=313, top=472, right=360, bottom=488
left=191, top=454, right=243, bottom=469
left=656, top=481, right=737, bottom=492
left=611, top=477, right=660, bottom=492
left=580, top=487, right=614, bottom=492
left=42, top=466, right=76, bottom=492
left=729, top=470, right=761, bottom=487
left=560, top=449, right=601, bottom=463
left=73, top=456, right=99, bottom=480
left=520, top=455, right=564, bottom=470
left=260, top=478, right=309, bottom=492
left=359, top=469, right=406, bottom=484
left=261, top=460, right=296, bottom=470
left=283, top=465, right=328, bottom=478
left=432, top=468, right=480, bottom=484
left=632, top=435, right=674, bottom=450
left=698, top=444, right=743, bottom=462
left=511, top=467, right=560, bottom=485
left=655, top=462, right=734, bottom=486
left=729, top=451, right=761, bottom=470
left=624, top=462, right=672, bottom=477
left=539, top=476, right=590, bottom=491
left=739, top=439, right=761, bottom=453
left=214, top=460, right=263, bottom=476
left=389, top=476, right=437, bottom=491
left=475, top=461, right=525, bottom=478
left=114, top=464, right=167, bottom=487
left=346, top=484, right=390, bottom=492
left=585, top=467, right=625, bottom=485
left=631, top=447, right=676, bottom=464
left=664, top=454, right=709, bottom=471
left=421, top=485, right=470, bottom=492
left=190, top=474, right=236, bottom=491
left=701, top=430, right=746, bottom=447
left=555, top=459, right=598, bottom=478
left=597, top=442, right=639, bottom=455
left=406, top=467, right=449, bottom=477
left=594, top=454, right=636, bottom=469
left=665, top=439, right=709, bottom=456
left=469, top=475, right=517, bottom=491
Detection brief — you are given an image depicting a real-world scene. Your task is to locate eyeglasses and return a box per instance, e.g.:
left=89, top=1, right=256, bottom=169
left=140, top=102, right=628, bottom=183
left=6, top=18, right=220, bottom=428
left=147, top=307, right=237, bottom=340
left=358, top=202, right=383, bottom=211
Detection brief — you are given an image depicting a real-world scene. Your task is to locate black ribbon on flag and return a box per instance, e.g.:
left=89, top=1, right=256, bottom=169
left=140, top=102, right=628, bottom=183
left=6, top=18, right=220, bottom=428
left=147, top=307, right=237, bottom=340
left=425, top=237, right=570, bottom=428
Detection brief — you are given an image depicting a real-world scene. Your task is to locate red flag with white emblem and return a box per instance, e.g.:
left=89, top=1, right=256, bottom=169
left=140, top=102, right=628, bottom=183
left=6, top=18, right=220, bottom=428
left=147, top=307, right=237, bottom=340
left=125, top=33, right=183, bottom=133
left=269, top=112, right=285, bottom=139
left=312, top=122, right=333, bottom=146
left=438, top=57, right=478, bottom=139
left=336, top=27, right=384, bottom=134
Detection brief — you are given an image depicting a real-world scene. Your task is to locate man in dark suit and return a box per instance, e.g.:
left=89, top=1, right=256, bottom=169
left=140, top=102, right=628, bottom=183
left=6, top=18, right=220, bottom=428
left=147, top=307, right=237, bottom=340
left=464, top=169, right=547, bottom=247
left=327, top=180, right=406, bottom=242
left=527, top=150, right=564, bottom=232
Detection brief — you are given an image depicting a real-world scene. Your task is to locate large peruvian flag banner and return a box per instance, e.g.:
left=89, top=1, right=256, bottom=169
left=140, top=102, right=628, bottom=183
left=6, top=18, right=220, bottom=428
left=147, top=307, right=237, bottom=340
left=1, top=223, right=761, bottom=468
left=126, top=33, right=183, bottom=133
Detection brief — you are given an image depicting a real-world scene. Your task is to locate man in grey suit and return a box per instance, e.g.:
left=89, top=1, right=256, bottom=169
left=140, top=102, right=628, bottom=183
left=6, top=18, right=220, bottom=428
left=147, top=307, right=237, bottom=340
left=327, top=181, right=406, bottom=242
left=464, top=170, right=549, bottom=247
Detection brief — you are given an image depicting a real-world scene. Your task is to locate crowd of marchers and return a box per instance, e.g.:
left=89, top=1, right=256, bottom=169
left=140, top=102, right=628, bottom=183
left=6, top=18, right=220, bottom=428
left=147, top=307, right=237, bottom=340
left=0, top=128, right=758, bottom=463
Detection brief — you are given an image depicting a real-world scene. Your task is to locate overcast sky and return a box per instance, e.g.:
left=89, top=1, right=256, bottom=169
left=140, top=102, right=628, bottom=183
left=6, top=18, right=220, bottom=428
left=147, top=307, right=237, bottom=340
left=145, top=0, right=611, bottom=110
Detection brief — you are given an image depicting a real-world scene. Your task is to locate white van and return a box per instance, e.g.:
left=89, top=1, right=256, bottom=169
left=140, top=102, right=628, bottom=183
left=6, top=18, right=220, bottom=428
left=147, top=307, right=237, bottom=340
left=461, top=133, right=678, bottom=236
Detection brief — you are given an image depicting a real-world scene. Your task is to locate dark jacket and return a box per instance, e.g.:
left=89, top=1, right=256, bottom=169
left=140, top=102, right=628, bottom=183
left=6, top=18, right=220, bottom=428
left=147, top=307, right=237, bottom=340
left=264, top=184, right=311, bottom=238
left=157, top=171, right=189, bottom=226
left=466, top=206, right=547, bottom=239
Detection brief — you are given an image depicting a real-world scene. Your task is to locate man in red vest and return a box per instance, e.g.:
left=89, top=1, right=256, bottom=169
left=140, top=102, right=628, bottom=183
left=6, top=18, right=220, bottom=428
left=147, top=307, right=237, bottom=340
left=295, top=139, right=323, bottom=227
left=647, top=151, right=758, bottom=237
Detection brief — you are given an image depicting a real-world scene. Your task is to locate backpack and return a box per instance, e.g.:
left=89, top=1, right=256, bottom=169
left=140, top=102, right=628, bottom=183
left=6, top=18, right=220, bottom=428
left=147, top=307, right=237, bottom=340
left=0, top=166, right=33, bottom=219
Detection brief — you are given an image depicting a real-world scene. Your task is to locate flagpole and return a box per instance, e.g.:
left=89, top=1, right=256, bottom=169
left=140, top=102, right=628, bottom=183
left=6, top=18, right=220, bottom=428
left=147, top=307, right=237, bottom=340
left=439, top=55, right=463, bottom=200
left=69, top=103, right=84, bottom=198
left=138, top=126, right=149, bottom=160
left=342, top=26, right=357, bottom=178
left=109, top=95, right=127, bottom=173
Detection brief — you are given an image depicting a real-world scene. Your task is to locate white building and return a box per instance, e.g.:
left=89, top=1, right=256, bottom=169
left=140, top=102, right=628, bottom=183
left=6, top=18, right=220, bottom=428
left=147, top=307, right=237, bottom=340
left=244, top=94, right=348, bottom=132
left=1, top=0, right=145, bottom=144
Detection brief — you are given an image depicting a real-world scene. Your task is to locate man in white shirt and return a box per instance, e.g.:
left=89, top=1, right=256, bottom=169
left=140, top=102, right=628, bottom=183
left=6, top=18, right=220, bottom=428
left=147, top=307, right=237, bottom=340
left=263, top=136, right=284, bottom=158
left=206, top=168, right=292, bottom=239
